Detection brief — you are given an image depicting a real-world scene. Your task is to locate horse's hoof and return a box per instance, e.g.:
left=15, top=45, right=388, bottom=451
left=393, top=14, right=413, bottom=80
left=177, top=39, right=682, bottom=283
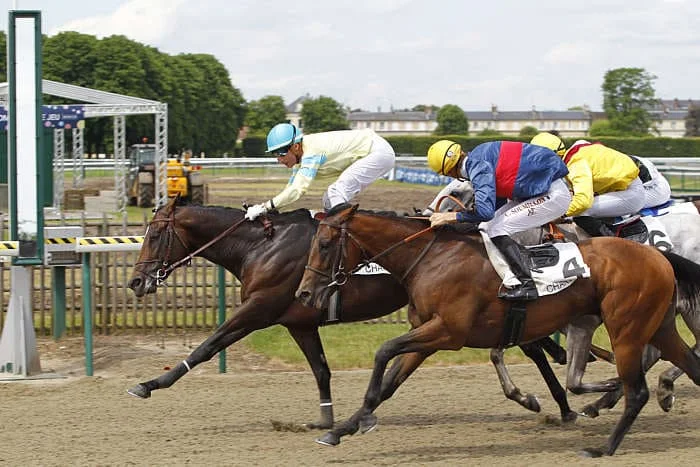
left=126, top=384, right=151, bottom=399
left=580, top=405, right=599, bottom=418
left=359, top=413, right=378, bottom=434
left=315, top=432, right=340, bottom=446
left=657, top=394, right=675, bottom=412
left=524, top=394, right=541, bottom=413
left=578, top=447, right=605, bottom=458
left=562, top=411, right=578, bottom=424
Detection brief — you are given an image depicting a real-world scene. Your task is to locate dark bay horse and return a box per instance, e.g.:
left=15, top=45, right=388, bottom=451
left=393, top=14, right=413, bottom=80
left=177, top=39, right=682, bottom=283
left=127, top=198, right=575, bottom=429
left=296, top=204, right=700, bottom=457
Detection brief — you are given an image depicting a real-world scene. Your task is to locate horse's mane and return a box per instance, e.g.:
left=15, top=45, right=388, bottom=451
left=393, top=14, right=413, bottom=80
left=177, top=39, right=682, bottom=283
left=173, top=202, right=315, bottom=227
left=328, top=203, right=482, bottom=239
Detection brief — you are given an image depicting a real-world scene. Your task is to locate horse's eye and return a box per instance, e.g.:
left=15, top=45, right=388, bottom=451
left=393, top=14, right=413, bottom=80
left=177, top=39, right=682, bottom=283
left=319, top=239, right=330, bottom=251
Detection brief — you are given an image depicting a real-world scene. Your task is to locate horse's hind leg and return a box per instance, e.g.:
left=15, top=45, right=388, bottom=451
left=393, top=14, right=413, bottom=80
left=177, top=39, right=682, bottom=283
left=287, top=326, right=334, bottom=429
left=650, top=307, right=700, bottom=388
left=520, top=342, right=577, bottom=423
left=581, top=345, right=660, bottom=418
left=657, top=305, right=700, bottom=412
left=490, top=347, right=542, bottom=413
left=581, top=343, right=649, bottom=457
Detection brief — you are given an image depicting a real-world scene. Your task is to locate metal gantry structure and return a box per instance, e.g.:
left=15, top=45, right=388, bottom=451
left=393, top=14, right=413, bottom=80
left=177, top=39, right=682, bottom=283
left=0, top=79, right=169, bottom=211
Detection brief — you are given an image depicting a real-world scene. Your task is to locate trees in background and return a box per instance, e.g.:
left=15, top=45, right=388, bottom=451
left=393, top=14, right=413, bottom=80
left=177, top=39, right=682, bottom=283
left=434, top=104, right=468, bottom=135
left=519, top=125, right=539, bottom=138
left=686, top=106, right=700, bottom=137
left=602, top=67, right=658, bottom=135
left=245, top=96, right=288, bottom=134
left=300, top=96, right=348, bottom=133
left=0, top=31, right=246, bottom=155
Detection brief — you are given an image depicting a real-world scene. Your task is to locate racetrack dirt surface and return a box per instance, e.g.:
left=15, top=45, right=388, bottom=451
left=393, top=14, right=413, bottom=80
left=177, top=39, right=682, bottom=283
left=1, top=334, right=700, bottom=466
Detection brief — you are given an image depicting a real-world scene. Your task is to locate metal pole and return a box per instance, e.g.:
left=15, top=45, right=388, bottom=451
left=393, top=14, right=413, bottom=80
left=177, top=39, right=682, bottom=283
left=82, top=252, right=93, bottom=376
left=52, top=266, right=66, bottom=340
left=218, top=266, right=226, bottom=373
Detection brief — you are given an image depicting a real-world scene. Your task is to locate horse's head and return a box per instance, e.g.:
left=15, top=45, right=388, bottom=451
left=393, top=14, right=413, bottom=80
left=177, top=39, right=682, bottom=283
left=296, top=203, right=364, bottom=310
left=128, top=196, right=193, bottom=297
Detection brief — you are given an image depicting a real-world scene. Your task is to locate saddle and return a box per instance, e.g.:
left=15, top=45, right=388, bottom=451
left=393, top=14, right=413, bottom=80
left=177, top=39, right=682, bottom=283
left=606, top=216, right=649, bottom=243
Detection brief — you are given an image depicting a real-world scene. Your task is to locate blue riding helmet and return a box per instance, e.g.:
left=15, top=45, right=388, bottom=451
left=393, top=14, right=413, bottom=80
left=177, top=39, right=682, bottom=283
left=266, top=123, right=304, bottom=153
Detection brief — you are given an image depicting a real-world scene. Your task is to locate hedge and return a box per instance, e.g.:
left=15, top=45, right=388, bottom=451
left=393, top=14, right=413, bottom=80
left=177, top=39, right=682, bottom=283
left=240, top=134, right=700, bottom=158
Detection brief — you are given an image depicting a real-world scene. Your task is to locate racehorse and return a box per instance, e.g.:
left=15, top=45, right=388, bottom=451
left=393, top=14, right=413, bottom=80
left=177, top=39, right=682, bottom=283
left=296, top=203, right=700, bottom=457
left=126, top=197, right=577, bottom=428
left=437, top=183, right=700, bottom=416
left=490, top=213, right=700, bottom=418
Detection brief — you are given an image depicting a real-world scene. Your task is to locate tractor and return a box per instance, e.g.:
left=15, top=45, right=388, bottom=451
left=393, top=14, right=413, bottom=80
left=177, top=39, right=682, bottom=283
left=126, top=144, right=205, bottom=207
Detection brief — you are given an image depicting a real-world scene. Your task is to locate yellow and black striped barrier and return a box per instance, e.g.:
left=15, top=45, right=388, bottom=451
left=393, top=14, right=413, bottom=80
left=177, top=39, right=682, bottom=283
left=75, top=236, right=144, bottom=253
left=0, top=241, right=20, bottom=256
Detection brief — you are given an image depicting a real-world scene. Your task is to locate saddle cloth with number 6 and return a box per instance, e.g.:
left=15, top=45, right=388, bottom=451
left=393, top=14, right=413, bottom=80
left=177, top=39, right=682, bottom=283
left=480, top=230, right=591, bottom=297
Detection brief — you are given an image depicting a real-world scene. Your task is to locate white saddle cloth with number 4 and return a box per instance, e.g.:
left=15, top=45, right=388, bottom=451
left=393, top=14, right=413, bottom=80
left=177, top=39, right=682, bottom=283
left=480, top=230, right=591, bottom=297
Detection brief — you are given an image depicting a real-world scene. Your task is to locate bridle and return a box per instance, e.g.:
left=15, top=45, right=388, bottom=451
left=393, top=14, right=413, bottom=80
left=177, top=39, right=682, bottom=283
left=135, top=207, right=248, bottom=285
left=304, top=215, right=436, bottom=290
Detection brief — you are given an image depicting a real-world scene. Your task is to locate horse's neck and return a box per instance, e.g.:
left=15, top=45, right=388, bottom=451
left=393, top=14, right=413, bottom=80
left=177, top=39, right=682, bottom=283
left=184, top=213, right=251, bottom=277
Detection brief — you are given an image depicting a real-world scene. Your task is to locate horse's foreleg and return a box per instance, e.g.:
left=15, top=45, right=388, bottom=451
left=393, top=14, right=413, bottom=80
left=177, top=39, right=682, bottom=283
left=520, top=341, right=577, bottom=423
left=537, top=336, right=568, bottom=365
left=287, top=326, right=334, bottom=430
left=490, top=347, right=542, bottom=413
left=317, top=317, right=452, bottom=447
left=565, top=317, right=619, bottom=395
left=127, top=318, right=253, bottom=398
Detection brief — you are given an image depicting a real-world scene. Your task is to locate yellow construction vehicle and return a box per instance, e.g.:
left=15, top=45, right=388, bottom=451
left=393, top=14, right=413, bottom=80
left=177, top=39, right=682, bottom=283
left=127, top=144, right=205, bottom=207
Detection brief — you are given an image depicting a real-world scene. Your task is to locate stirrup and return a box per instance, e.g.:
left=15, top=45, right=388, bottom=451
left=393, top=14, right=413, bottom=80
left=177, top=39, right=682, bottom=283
left=498, top=283, right=538, bottom=301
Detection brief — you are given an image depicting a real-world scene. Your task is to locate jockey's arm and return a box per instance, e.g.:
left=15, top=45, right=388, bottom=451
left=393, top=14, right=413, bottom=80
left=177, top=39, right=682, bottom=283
left=565, top=159, right=594, bottom=217
left=456, top=160, right=495, bottom=223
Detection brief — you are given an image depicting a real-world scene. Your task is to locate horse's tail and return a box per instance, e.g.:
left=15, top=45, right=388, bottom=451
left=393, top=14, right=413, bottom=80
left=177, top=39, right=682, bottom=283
left=661, top=251, right=700, bottom=312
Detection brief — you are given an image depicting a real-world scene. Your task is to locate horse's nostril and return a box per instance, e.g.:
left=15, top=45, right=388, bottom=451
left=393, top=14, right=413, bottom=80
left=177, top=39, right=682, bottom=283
left=128, top=277, right=142, bottom=290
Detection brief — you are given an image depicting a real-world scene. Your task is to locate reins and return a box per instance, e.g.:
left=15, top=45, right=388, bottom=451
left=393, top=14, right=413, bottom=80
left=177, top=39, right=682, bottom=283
left=138, top=207, right=248, bottom=284
left=308, top=219, right=436, bottom=288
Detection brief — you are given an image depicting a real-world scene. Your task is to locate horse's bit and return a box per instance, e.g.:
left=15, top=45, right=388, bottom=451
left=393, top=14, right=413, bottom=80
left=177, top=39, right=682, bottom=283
left=304, top=219, right=436, bottom=290
left=136, top=209, right=249, bottom=285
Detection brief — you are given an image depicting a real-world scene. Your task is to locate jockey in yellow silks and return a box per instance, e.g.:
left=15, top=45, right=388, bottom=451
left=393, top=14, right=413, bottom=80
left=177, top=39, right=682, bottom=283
left=530, top=132, right=644, bottom=237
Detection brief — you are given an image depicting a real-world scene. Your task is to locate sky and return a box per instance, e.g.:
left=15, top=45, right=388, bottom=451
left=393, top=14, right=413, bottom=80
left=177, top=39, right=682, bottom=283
left=3, top=0, right=700, bottom=112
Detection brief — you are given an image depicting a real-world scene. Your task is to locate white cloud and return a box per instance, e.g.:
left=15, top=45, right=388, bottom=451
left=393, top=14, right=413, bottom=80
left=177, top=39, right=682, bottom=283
left=50, top=0, right=186, bottom=43
left=544, top=42, right=596, bottom=65
left=31, top=0, right=700, bottom=111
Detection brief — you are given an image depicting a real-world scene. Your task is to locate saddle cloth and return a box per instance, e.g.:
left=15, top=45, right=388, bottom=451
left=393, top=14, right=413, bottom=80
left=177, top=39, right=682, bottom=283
left=611, top=215, right=674, bottom=252
left=480, top=229, right=591, bottom=297
left=663, top=201, right=698, bottom=215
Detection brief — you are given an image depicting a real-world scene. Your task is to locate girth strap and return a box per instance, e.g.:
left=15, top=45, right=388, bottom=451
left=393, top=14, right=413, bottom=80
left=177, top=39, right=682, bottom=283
left=501, top=301, right=527, bottom=347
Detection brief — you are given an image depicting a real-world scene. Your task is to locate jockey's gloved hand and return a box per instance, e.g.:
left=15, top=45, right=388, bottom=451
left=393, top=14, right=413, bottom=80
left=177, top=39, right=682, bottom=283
left=421, top=207, right=434, bottom=216
left=245, top=203, right=268, bottom=221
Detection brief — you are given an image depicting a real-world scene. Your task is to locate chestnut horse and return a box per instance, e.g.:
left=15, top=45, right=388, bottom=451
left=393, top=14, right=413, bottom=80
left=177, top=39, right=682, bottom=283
left=126, top=198, right=575, bottom=429
left=296, top=204, right=700, bottom=457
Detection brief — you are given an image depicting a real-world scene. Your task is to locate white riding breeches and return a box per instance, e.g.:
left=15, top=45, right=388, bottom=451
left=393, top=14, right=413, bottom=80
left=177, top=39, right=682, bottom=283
left=484, top=178, right=572, bottom=237
left=643, top=176, right=672, bottom=208
left=580, top=178, right=645, bottom=217
left=323, top=134, right=395, bottom=209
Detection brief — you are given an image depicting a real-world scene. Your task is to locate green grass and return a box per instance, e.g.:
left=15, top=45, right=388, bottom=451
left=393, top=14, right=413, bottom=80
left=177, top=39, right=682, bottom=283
left=242, top=317, right=696, bottom=370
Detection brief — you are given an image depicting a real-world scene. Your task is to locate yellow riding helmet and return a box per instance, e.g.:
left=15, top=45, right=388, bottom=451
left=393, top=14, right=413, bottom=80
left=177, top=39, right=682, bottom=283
left=530, top=132, right=566, bottom=157
left=427, top=140, right=462, bottom=175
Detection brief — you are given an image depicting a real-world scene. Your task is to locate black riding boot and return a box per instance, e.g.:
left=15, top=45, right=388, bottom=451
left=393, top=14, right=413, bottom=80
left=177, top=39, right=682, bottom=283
left=573, top=216, right=616, bottom=237
left=491, top=235, right=538, bottom=301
